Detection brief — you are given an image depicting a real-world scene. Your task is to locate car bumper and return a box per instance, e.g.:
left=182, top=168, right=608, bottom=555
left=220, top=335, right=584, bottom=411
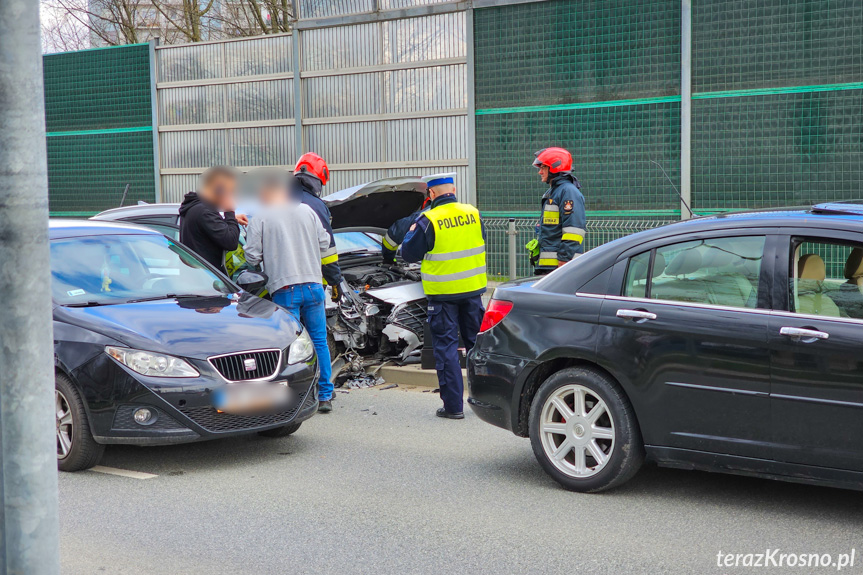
left=76, top=353, right=319, bottom=446
left=466, top=347, right=529, bottom=434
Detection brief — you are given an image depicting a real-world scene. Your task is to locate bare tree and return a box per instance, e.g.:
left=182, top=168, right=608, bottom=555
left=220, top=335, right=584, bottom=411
left=213, top=0, right=293, bottom=37
left=41, top=0, right=90, bottom=52
left=150, top=0, right=222, bottom=43
left=40, top=0, right=294, bottom=52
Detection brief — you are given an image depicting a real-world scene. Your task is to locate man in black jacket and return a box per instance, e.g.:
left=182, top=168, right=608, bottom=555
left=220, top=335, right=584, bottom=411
left=179, top=166, right=246, bottom=272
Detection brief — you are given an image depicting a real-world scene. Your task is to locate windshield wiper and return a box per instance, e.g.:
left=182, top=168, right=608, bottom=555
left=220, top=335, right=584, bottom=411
left=124, top=294, right=214, bottom=304
left=64, top=301, right=115, bottom=307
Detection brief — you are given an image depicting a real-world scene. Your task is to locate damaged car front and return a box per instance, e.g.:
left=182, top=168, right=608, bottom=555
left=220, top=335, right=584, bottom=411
left=91, top=176, right=431, bottom=381
left=323, top=177, right=429, bottom=375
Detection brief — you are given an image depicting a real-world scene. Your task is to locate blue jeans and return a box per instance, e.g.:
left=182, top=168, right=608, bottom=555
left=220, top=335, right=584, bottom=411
left=272, top=283, right=333, bottom=401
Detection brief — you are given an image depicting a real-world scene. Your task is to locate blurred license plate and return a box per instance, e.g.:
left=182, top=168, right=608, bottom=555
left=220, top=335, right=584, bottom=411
left=213, top=382, right=292, bottom=415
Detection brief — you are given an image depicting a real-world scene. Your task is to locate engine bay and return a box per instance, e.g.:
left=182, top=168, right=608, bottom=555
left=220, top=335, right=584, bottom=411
left=327, top=259, right=427, bottom=381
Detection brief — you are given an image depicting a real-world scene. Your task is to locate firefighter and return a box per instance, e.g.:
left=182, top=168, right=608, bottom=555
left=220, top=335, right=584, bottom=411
left=530, top=147, right=586, bottom=275
left=292, top=153, right=343, bottom=296
left=401, top=173, right=486, bottom=419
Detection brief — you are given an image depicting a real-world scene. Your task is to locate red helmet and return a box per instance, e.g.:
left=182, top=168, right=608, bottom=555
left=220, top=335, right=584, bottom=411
left=294, top=152, right=330, bottom=185
left=532, top=147, right=572, bottom=174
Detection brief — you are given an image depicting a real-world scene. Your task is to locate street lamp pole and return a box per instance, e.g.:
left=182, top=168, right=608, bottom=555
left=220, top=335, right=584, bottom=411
left=0, top=0, right=61, bottom=572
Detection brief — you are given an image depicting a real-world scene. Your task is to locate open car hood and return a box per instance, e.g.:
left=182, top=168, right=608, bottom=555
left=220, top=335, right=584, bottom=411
left=324, top=177, right=426, bottom=231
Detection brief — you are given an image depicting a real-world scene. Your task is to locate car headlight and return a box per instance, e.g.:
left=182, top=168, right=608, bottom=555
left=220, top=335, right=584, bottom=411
left=287, top=330, right=314, bottom=364
left=106, top=346, right=199, bottom=378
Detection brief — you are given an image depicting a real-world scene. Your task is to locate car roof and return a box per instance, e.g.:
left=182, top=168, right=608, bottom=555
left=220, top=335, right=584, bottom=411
left=91, top=203, right=180, bottom=220
left=49, top=219, right=163, bottom=239
left=617, top=204, right=863, bottom=247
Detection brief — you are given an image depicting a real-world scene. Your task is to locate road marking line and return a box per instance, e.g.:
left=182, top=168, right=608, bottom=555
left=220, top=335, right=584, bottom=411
left=90, top=466, right=158, bottom=480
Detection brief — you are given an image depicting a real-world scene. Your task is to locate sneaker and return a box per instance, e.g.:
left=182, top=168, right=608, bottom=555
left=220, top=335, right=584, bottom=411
left=318, top=400, right=333, bottom=413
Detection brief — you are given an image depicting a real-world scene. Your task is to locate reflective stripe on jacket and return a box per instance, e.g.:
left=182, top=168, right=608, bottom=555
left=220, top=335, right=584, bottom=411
left=421, top=202, right=487, bottom=296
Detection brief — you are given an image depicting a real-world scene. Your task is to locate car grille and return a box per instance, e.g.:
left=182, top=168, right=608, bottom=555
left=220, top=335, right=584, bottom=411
left=390, top=300, right=427, bottom=335
left=209, top=349, right=281, bottom=382
left=178, top=390, right=310, bottom=433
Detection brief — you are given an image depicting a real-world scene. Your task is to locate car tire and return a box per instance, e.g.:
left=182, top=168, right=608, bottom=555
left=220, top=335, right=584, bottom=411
left=528, top=367, right=644, bottom=493
left=55, top=373, right=105, bottom=472
left=257, top=422, right=302, bottom=438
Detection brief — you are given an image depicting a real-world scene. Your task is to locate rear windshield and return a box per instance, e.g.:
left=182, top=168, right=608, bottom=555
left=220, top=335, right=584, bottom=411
left=51, top=234, right=233, bottom=305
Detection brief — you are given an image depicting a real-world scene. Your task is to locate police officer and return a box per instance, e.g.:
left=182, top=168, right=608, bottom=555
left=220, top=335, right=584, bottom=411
left=401, top=173, right=486, bottom=419
left=531, top=147, right=586, bottom=275
left=381, top=196, right=431, bottom=264
left=292, top=153, right=343, bottom=296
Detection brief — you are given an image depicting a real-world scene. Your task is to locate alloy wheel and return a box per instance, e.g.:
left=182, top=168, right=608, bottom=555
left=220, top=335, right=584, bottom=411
left=56, top=390, right=73, bottom=460
left=539, top=384, right=615, bottom=478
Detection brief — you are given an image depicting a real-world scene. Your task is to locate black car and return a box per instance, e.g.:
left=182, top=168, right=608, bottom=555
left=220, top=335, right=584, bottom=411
left=469, top=202, right=863, bottom=492
left=51, top=220, right=319, bottom=471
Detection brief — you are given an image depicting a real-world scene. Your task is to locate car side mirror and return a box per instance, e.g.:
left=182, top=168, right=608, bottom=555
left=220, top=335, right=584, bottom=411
left=235, top=270, right=268, bottom=294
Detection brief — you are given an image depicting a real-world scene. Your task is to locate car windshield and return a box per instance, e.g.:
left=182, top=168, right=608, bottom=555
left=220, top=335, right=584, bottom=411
left=51, top=234, right=233, bottom=306
left=334, top=231, right=381, bottom=254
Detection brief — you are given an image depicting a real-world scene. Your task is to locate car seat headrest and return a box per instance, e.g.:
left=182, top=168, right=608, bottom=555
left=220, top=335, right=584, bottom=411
left=798, top=254, right=826, bottom=281
left=665, top=249, right=702, bottom=276
left=844, top=248, right=863, bottom=279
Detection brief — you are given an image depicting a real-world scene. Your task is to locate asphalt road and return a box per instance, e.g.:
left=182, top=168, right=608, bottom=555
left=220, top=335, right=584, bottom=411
left=61, top=385, right=863, bottom=575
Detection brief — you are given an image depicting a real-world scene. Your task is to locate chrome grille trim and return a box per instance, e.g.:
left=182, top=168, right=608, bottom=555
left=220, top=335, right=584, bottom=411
left=207, top=348, right=282, bottom=382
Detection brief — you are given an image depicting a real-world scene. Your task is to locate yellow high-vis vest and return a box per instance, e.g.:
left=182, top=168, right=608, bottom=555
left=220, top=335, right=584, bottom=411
left=421, top=201, right=487, bottom=296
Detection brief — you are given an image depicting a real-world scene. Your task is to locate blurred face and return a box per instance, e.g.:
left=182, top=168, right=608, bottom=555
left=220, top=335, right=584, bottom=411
left=537, top=165, right=551, bottom=184
left=258, top=183, right=288, bottom=206
left=201, top=173, right=237, bottom=210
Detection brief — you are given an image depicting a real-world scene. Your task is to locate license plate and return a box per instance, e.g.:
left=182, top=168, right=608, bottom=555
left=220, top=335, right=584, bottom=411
left=213, top=382, right=292, bottom=415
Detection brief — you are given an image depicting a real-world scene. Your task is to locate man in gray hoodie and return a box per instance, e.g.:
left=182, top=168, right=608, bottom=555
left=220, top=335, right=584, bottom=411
left=243, top=171, right=336, bottom=413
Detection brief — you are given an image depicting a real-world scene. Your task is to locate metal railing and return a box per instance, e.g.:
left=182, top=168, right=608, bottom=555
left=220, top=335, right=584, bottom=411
left=483, top=216, right=677, bottom=280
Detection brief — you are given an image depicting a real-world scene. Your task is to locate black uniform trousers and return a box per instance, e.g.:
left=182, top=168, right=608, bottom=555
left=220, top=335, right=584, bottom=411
left=427, top=295, right=484, bottom=414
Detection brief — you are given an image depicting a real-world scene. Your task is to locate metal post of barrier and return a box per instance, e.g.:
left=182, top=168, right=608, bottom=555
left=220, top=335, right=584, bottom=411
left=507, top=218, right=517, bottom=280
left=0, top=0, right=61, bottom=571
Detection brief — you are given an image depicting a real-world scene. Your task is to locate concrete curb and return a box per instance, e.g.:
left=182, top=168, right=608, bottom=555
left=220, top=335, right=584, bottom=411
left=377, top=365, right=466, bottom=388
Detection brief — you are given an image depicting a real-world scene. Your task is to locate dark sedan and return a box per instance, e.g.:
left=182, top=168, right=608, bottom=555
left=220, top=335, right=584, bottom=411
left=52, top=220, right=319, bottom=471
left=469, top=202, right=863, bottom=492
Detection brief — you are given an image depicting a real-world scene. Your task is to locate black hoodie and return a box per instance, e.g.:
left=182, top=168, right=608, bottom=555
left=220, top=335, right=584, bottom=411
left=178, top=192, right=241, bottom=271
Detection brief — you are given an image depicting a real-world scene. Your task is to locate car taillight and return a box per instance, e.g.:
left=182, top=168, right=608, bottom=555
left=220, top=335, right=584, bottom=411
left=479, top=300, right=513, bottom=333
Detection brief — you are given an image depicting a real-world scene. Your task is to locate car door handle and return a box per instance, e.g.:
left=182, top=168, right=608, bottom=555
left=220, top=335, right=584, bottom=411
left=779, top=326, right=829, bottom=341
left=616, top=309, right=657, bottom=321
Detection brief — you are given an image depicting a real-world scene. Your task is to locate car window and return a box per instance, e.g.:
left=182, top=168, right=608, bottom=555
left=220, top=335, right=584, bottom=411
left=643, top=236, right=765, bottom=309
left=140, top=223, right=180, bottom=241
left=51, top=234, right=233, bottom=306
left=334, top=231, right=381, bottom=254
left=623, top=251, right=651, bottom=298
left=789, top=239, right=863, bottom=319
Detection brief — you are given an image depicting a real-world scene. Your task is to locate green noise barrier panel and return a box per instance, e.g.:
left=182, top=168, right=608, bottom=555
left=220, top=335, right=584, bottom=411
left=474, top=0, right=681, bottom=110
left=476, top=0, right=863, bottom=227
left=476, top=101, right=681, bottom=213
left=43, top=44, right=155, bottom=215
left=47, top=130, right=156, bottom=214
left=43, top=44, right=152, bottom=132
left=692, top=89, right=863, bottom=210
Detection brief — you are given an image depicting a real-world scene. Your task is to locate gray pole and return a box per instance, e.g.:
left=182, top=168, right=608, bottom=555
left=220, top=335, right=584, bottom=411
left=149, top=38, right=163, bottom=203
left=507, top=218, right=517, bottom=281
left=465, top=7, right=478, bottom=206
left=0, top=0, right=61, bottom=572
left=680, top=0, right=692, bottom=220
left=292, top=30, right=303, bottom=161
